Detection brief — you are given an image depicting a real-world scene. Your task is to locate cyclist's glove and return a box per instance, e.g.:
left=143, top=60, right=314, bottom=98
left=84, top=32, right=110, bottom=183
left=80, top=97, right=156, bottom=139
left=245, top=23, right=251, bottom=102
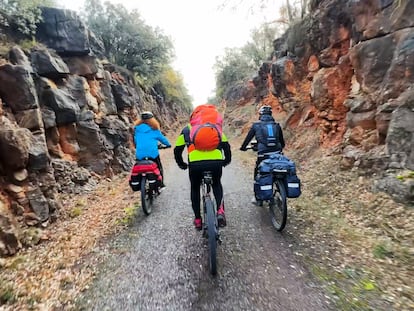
left=178, top=163, right=188, bottom=170
left=239, top=147, right=247, bottom=151
left=223, top=160, right=231, bottom=167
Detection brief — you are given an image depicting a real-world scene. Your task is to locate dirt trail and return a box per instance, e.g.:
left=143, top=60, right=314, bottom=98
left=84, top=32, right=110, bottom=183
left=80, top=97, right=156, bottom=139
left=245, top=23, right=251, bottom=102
left=77, top=150, right=332, bottom=310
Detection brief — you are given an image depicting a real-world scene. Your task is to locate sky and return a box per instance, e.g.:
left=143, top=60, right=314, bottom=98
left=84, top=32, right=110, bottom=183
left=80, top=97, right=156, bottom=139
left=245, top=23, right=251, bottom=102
left=58, top=0, right=281, bottom=105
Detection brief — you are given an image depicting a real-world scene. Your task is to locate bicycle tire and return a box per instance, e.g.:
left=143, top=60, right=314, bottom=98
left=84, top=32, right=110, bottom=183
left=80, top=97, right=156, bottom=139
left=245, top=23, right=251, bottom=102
left=206, top=198, right=217, bottom=275
left=140, top=176, right=152, bottom=215
left=269, top=179, right=287, bottom=231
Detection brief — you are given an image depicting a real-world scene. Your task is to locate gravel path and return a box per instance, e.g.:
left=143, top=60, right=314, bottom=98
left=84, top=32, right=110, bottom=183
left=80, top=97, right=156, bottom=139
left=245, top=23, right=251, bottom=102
left=78, top=154, right=332, bottom=311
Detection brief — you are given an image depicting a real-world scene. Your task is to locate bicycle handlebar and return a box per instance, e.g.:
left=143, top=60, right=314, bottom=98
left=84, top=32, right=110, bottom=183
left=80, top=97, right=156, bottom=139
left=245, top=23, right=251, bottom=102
left=158, top=145, right=171, bottom=150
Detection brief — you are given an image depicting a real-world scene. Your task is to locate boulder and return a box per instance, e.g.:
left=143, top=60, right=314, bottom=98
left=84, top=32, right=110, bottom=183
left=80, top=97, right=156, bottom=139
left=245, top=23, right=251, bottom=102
left=8, top=46, right=33, bottom=73
left=62, top=55, right=102, bottom=77
left=385, top=88, right=414, bottom=170
left=58, top=124, right=80, bottom=156
left=36, top=7, right=90, bottom=56
left=26, top=187, right=49, bottom=222
left=350, top=28, right=414, bottom=103
left=99, top=115, right=130, bottom=149
left=0, top=64, right=39, bottom=112
left=41, top=107, right=57, bottom=129
left=0, top=126, right=32, bottom=171
left=28, top=133, right=50, bottom=171
left=351, top=0, right=414, bottom=40
left=15, top=108, right=43, bottom=131
left=30, top=47, right=70, bottom=79
left=41, top=87, right=80, bottom=125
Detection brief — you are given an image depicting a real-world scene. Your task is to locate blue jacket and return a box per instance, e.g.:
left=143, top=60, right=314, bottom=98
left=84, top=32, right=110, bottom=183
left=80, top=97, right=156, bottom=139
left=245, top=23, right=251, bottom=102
left=134, top=124, right=171, bottom=160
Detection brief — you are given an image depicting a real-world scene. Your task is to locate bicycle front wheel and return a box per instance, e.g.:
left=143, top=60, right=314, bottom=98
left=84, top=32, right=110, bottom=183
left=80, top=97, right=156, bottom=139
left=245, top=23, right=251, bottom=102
left=206, top=198, right=217, bottom=275
left=269, top=179, right=287, bottom=231
left=140, top=176, right=152, bottom=215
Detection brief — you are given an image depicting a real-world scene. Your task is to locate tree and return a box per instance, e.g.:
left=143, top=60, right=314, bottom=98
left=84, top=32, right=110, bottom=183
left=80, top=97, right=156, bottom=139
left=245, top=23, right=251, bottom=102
left=82, top=0, right=174, bottom=86
left=242, top=23, right=280, bottom=67
left=155, top=66, right=192, bottom=110
left=0, top=0, right=56, bottom=36
left=214, top=47, right=257, bottom=99
left=213, top=22, right=279, bottom=100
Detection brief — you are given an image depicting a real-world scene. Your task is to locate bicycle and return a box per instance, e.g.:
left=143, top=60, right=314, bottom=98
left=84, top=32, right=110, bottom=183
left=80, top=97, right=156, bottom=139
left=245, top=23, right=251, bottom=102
left=246, top=142, right=288, bottom=231
left=131, top=145, right=169, bottom=216
left=201, top=171, right=221, bottom=275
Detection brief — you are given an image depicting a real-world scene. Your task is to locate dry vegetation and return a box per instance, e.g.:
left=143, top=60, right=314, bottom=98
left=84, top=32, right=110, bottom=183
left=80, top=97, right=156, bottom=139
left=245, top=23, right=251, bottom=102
left=0, top=173, right=139, bottom=310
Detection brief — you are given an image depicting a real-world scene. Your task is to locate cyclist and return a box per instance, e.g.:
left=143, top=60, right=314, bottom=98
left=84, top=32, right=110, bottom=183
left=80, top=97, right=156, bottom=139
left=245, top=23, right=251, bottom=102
left=133, top=111, right=171, bottom=188
left=239, top=105, right=285, bottom=203
left=174, top=110, right=231, bottom=230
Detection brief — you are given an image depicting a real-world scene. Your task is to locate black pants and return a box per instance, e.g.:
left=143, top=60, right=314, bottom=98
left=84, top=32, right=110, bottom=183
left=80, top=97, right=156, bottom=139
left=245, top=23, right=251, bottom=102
left=189, top=161, right=223, bottom=219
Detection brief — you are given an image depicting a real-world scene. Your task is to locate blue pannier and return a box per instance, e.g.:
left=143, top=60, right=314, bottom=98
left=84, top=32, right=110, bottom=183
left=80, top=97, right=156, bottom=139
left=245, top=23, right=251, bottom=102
left=286, top=174, right=301, bottom=198
left=258, top=153, right=301, bottom=199
left=258, top=153, right=296, bottom=174
left=254, top=173, right=273, bottom=201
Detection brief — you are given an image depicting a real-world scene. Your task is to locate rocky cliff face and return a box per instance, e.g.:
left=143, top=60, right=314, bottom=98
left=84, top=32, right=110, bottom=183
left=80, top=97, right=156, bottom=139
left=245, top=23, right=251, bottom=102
left=0, top=7, right=190, bottom=255
left=226, top=0, right=413, bottom=205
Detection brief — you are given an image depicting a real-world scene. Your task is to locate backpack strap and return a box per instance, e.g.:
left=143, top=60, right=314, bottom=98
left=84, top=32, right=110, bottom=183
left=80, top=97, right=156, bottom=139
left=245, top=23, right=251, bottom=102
left=182, top=125, right=191, bottom=146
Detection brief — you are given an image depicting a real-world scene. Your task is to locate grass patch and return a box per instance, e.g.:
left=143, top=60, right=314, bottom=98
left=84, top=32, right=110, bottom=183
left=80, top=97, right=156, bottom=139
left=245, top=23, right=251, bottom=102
left=117, top=204, right=139, bottom=225
left=311, top=264, right=379, bottom=311
left=0, top=281, right=16, bottom=305
left=372, top=243, right=393, bottom=259
left=69, top=207, right=82, bottom=218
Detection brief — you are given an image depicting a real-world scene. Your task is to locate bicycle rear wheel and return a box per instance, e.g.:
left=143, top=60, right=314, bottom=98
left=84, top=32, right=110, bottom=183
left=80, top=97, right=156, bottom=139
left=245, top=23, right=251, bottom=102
left=269, top=179, right=287, bottom=231
left=140, top=176, right=153, bottom=215
left=206, top=198, right=217, bottom=275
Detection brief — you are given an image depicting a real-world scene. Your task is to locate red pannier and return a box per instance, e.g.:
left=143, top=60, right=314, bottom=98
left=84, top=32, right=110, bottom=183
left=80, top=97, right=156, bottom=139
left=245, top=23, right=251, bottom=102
left=129, top=160, right=162, bottom=191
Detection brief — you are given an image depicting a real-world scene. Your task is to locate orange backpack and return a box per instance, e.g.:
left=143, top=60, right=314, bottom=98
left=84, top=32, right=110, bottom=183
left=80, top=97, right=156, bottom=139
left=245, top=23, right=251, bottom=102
left=188, top=104, right=223, bottom=151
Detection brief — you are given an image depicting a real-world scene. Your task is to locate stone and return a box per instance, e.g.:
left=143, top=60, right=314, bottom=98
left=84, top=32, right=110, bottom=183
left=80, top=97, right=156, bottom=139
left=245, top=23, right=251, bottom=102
left=8, top=46, right=33, bottom=73
left=0, top=64, right=39, bottom=112
left=346, top=110, right=377, bottom=130
left=23, top=212, right=41, bottom=226
left=28, top=133, right=50, bottom=171
left=41, top=87, right=80, bottom=125
left=36, top=7, right=90, bottom=56
left=27, top=188, right=49, bottom=222
left=30, top=47, right=70, bottom=79
left=15, top=108, right=43, bottom=130
left=41, top=108, right=57, bottom=129
left=0, top=127, right=33, bottom=171
left=62, top=55, right=100, bottom=77
left=13, top=169, right=28, bottom=182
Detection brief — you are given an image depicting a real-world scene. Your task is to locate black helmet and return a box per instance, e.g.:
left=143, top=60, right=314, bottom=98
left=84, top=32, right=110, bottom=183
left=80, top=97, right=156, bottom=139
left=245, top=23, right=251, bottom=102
left=259, top=105, right=272, bottom=115
left=141, top=111, right=154, bottom=120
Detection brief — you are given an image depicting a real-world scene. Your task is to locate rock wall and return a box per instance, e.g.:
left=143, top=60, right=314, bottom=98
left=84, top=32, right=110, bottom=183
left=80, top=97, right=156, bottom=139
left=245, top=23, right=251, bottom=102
left=0, top=7, right=190, bottom=255
left=229, top=0, right=413, bottom=204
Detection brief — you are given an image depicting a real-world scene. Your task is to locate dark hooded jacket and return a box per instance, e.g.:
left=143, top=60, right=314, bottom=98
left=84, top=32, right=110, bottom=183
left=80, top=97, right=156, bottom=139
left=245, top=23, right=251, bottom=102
left=240, top=115, right=285, bottom=154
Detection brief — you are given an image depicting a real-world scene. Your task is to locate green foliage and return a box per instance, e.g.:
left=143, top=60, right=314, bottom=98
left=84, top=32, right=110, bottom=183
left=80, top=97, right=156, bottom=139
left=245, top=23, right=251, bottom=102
left=396, top=170, right=414, bottom=181
left=69, top=207, right=82, bottom=218
left=0, top=285, right=16, bottom=304
left=82, top=0, right=174, bottom=86
left=155, top=66, right=193, bottom=110
left=117, top=204, right=138, bottom=224
left=214, top=48, right=256, bottom=99
left=0, top=0, right=56, bottom=36
left=18, top=38, right=37, bottom=50
left=213, top=22, right=279, bottom=100
left=373, top=243, right=393, bottom=259
left=242, top=24, right=280, bottom=67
